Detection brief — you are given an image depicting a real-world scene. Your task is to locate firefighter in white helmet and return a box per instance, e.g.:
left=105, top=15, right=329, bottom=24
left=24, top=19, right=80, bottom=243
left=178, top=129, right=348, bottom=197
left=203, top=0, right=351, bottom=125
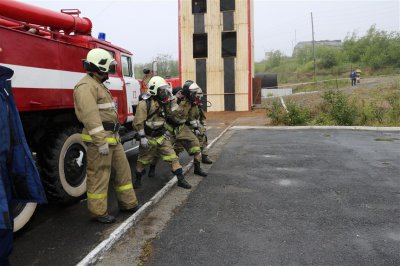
left=133, top=76, right=191, bottom=189
left=164, top=80, right=208, bottom=176
left=185, top=85, right=212, bottom=164
left=74, top=48, right=139, bottom=224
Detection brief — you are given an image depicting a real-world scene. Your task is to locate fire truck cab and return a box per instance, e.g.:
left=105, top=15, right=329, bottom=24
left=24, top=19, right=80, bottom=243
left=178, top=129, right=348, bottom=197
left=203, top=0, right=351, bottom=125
left=0, top=0, right=140, bottom=231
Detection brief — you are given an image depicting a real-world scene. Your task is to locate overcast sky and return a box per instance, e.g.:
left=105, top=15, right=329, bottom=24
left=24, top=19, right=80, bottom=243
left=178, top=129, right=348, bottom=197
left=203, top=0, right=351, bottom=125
left=17, top=0, right=400, bottom=63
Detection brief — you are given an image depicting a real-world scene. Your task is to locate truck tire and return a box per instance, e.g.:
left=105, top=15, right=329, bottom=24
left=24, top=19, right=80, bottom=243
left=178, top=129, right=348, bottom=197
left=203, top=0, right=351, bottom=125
left=13, top=202, right=37, bottom=232
left=39, top=127, right=87, bottom=204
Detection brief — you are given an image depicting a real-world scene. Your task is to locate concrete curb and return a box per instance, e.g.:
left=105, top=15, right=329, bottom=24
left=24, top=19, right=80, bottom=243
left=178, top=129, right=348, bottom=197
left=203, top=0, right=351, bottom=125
left=231, top=126, right=400, bottom=131
left=77, top=124, right=233, bottom=266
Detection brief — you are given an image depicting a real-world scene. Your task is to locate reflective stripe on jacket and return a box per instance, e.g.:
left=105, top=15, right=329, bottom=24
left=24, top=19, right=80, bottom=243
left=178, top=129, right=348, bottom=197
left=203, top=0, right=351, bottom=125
left=80, top=134, right=119, bottom=145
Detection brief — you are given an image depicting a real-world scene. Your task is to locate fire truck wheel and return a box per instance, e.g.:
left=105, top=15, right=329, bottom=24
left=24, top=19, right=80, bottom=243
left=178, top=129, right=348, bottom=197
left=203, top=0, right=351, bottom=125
left=40, top=128, right=87, bottom=204
left=13, top=202, right=37, bottom=232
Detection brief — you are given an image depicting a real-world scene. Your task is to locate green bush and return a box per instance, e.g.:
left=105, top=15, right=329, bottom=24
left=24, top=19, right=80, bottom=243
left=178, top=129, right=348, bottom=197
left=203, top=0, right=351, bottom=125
left=266, top=100, right=311, bottom=126
left=265, top=50, right=285, bottom=68
left=317, top=46, right=340, bottom=69
left=320, top=89, right=358, bottom=125
left=386, top=91, right=400, bottom=124
left=286, top=101, right=311, bottom=125
left=266, top=100, right=288, bottom=125
left=358, top=101, right=386, bottom=125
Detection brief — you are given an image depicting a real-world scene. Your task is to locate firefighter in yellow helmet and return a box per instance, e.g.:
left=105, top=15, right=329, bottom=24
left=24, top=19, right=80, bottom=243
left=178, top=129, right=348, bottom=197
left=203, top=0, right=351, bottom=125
left=165, top=80, right=207, bottom=177
left=74, top=48, right=139, bottom=224
left=133, top=76, right=191, bottom=189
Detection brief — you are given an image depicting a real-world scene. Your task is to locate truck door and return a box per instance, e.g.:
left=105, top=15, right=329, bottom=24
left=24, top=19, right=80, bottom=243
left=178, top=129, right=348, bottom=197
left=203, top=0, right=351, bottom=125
left=121, top=54, right=140, bottom=122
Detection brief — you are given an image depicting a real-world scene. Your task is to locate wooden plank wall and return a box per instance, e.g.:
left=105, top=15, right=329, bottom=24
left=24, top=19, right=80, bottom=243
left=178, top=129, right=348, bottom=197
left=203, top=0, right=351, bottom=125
left=179, top=0, right=253, bottom=111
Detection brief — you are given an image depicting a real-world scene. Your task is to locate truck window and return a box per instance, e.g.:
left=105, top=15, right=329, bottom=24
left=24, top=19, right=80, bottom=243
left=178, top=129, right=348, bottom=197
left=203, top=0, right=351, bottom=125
left=121, top=55, right=133, bottom=77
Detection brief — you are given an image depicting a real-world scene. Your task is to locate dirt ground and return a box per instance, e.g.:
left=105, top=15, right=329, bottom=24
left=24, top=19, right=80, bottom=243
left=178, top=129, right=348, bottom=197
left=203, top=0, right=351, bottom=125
left=205, top=108, right=269, bottom=127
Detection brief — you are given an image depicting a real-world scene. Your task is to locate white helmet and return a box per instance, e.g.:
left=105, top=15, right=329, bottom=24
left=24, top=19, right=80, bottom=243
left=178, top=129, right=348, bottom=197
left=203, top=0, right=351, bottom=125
left=196, top=87, right=203, bottom=99
left=182, top=80, right=201, bottom=102
left=83, top=48, right=116, bottom=73
left=147, top=76, right=172, bottom=103
left=147, top=76, right=168, bottom=95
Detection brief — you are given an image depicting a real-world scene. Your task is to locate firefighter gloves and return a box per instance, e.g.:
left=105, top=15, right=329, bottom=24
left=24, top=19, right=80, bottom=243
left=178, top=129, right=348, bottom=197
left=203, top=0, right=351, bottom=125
left=98, top=143, right=109, bottom=155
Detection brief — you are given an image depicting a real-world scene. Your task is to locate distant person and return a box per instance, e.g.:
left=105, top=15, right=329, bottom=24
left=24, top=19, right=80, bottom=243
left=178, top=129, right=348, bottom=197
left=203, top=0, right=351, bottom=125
left=0, top=65, right=46, bottom=265
left=350, top=70, right=357, bottom=86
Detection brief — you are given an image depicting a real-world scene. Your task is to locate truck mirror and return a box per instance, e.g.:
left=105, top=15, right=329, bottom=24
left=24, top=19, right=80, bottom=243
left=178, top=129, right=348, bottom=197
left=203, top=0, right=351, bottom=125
left=152, top=61, right=158, bottom=76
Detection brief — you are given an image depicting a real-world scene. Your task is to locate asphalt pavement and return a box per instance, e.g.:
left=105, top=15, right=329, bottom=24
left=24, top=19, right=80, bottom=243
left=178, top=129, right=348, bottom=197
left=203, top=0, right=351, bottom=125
left=148, top=128, right=400, bottom=265
left=9, top=142, right=192, bottom=266
left=10, top=121, right=227, bottom=266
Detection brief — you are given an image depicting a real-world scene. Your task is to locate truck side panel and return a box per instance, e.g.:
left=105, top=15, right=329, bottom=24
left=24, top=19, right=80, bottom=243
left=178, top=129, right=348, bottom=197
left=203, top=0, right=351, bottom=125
left=0, top=26, right=129, bottom=125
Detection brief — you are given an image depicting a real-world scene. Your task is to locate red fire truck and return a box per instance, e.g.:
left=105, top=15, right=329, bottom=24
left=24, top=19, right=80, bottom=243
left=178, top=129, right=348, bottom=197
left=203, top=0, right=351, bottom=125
left=0, top=0, right=144, bottom=231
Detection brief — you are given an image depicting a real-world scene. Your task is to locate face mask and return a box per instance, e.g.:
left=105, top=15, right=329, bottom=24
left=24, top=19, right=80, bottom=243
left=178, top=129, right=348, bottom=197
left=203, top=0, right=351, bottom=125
left=194, top=97, right=203, bottom=106
left=157, top=85, right=172, bottom=103
left=175, top=91, right=184, bottom=100
left=188, top=91, right=198, bottom=102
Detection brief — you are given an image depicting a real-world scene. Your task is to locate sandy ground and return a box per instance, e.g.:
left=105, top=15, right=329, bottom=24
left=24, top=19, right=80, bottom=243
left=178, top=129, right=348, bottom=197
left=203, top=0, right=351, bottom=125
left=205, top=109, right=269, bottom=127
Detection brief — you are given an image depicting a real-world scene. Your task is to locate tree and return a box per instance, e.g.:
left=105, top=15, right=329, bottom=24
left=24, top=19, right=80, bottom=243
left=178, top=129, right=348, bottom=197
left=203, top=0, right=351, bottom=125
left=133, top=54, right=179, bottom=79
left=343, top=25, right=400, bottom=69
left=317, top=46, right=340, bottom=69
left=152, top=54, right=178, bottom=78
left=266, top=50, right=284, bottom=68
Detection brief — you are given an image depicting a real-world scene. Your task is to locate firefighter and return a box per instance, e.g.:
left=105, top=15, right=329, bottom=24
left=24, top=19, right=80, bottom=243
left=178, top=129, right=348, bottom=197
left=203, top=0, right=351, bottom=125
left=74, top=48, right=139, bottom=224
left=133, top=76, right=191, bottom=189
left=0, top=65, right=46, bottom=265
left=143, top=86, right=183, bottom=179
left=186, top=85, right=213, bottom=164
left=165, top=80, right=208, bottom=177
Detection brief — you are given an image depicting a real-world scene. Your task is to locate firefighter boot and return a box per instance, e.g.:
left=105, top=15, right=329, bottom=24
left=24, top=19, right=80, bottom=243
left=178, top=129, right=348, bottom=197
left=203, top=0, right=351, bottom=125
left=96, top=215, right=116, bottom=224
left=121, top=203, right=142, bottom=214
left=173, top=168, right=191, bottom=189
left=148, top=164, right=156, bottom=178
left=134, top=171, right=145, bottom=189
left=201, top=154, right=213, bottom=164
left=194, top=160, right=207, bottom=177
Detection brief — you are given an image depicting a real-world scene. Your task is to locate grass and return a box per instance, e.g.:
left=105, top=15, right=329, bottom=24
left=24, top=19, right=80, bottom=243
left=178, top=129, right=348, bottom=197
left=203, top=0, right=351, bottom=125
left=138, top=239, right=154, bottom=266
left=263, top=76, right=400, bottom=127
left=375, top=138, right=400, bottom=142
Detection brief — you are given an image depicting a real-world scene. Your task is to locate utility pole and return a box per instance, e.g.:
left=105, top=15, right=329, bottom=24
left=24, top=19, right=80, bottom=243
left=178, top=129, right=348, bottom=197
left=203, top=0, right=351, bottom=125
left=292, top=29, right=297, bottom=57
left=311, top=12, right=316, bottom=82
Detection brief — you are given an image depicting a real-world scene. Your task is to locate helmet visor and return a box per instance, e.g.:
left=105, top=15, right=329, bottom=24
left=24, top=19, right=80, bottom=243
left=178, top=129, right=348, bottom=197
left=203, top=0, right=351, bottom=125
left=188, top=90, right=198, bottom=102
left=98, top=60, right=117, bottom=74
left=157, top=85, right=172, bottom=103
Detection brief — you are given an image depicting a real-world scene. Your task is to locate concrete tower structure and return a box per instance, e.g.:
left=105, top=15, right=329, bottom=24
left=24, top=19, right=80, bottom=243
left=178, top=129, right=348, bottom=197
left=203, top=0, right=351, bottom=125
left=179, top=0, right=254, bottom=111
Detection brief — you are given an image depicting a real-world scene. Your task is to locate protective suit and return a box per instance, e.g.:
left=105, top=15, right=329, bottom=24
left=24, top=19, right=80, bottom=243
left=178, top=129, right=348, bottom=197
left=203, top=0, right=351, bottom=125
left=187, top=101, right=212, bottom=164
left=133, top=76, right=191, bottom=189
left=74, top=48, right=138, bottom=223
left=0, top=65, right=46, bottom=265
left=166, top=81, right=207, bottom=176
left=167, top=99, right=202, bottom=155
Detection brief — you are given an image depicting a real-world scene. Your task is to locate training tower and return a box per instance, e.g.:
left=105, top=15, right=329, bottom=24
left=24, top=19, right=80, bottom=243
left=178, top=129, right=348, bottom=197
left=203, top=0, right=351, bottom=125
left=179, top=0, right=254, bottom=111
